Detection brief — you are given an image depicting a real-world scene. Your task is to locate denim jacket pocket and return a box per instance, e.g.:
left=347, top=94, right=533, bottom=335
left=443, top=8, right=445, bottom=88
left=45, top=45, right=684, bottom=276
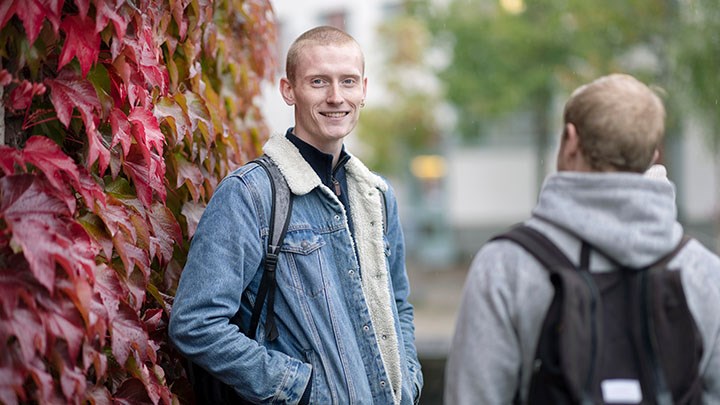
left=304, top=349, right=334, bottom=404
left=279, top=229, right=327, bottom=297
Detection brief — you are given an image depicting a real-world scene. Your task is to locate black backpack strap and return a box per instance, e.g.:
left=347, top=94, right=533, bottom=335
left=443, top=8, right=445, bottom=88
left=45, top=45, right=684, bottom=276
left=248, top=155, right=293, bottom=341
left=491, top=224, right=576, bottom=272
left=379, top=188, right=388, bottom=236
left=648, top=235, right=691, bottom=270
left=640, top=234, right=692, bottom=405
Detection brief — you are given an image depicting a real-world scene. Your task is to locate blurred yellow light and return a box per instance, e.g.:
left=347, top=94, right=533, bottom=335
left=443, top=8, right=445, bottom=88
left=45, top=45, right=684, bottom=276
left=411, top=155, right=447, bottom=180
left=500, top=0, right=526, bottom=14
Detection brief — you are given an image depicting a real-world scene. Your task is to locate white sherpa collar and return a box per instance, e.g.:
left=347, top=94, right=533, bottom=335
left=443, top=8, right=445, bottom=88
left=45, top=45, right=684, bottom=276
left=262, top=133, right=388, bottom=196
left=262, top=133, right=321, bottom=195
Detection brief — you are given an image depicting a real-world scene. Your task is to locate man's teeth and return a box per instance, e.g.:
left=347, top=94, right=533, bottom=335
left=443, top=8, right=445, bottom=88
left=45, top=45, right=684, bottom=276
left=323, top=112, right=347, bottom=118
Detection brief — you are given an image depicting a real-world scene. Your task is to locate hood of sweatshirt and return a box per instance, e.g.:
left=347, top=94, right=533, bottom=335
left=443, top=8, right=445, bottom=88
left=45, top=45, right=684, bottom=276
left=532, top=171, right=684, bottom=268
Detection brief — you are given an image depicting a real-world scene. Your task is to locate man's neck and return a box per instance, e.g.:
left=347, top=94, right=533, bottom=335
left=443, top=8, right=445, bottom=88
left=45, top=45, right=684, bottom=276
left=285, top=129, right=349, bottom=183
left=291, top=133, right=342, bottom=167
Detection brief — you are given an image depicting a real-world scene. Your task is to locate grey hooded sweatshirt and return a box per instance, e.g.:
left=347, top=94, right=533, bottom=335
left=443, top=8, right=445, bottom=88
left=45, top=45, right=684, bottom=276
left=445, top=171, right=720, bottom=405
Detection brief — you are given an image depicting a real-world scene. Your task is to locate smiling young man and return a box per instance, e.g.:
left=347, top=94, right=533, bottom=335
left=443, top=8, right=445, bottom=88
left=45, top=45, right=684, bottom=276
left=169, top=26, right=423, bottom=404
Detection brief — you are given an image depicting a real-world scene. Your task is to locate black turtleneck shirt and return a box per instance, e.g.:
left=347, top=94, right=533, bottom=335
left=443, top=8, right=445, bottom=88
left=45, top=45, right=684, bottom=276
left=285, top=128, right=354, bottom=234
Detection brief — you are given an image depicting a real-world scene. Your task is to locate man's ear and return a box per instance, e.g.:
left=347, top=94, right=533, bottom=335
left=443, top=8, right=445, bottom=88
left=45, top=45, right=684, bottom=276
left=651, top=149, right=660, bottom=164
left=280, top=77, right=295, bottom=106
left=557, top=123, right=583, bottom=171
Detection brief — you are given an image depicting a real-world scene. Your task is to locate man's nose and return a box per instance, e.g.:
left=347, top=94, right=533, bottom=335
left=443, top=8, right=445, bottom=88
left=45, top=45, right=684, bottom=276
left=326, top=83, right=344, bottom=104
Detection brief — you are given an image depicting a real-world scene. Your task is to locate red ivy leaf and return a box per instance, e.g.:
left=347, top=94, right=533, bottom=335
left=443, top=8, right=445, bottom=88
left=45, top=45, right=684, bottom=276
left=43, top=300, right=85, bottom=363
left=181, top=200, right=205, bottom=238
left=133, top=362, right=171, bottom=405
left=110, top=108, right=133, bottom=157
left=122, top=145, right=166, bottom=207
left=154, top=96, right=192, bottom=147
left=148, top=203, right=181, bottom=265
left=126, top=26, right=168, bottom=93
left=86, top=119, right=111, bottom=174
left=185, top=92, right=214, bottom=145
left=0, top=69, right=11, bottom=86
left=15, top=0, right=57, bottom=45
left=0, top=353, right=25, bottom=404
left=76, top=166, right=107, bottom=210
left=7, top=81, right=33, bottom=111
left=8, top=307, right=46, bottom=364
left=98, top=199, right=137, bottom=241
left=113, top=54, right=149, bottom=107
left=0, top=255, right=41, bottom=318
left=21, top=136, right=80, bottom=196
left=113, top=232, right=150, bottom=286
left=142, top=309, right=163, bottom=334
left=174, top=154, right=203, bottom=202
left=58, top=15, right=100, bottom=78
left=1, top=175, right=69, bottom=291
left=93, top=263, right=122, bottom=328
left=95, top=0, right=128, bottom=43
left=111, top=303, right=153, bottom=366
left=74, top=0, right=90, bottom=18
left=86, top=292, right=109, bottom=347
left=0, top=1, right=17, bottom=31
left=0, top=144, right=20, bottom=175
left=46, top=71, right=100, bottom=129
left=28, top=360, right=57, bottom=403
left=129, top=107, right=165, bottom=157
left=113, top=378, right=154, bottom=405
left=107, top=63, right=127, bottom=107
left=58, top=362, right=86, bottom=400
left=84, top=385, right=112, bottom=405
left=171, top=0, right=189, bottom=40
left=2, top=174, right=99, bottom=292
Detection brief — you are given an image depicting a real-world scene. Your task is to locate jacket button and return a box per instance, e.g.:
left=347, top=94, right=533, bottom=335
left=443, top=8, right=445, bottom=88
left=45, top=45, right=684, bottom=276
left=382, top=334, right=387, bottom=340
left=380, top=380, right=386, bottom=387
left=348, top=269, right=354, bottom=276
left=363, top=325, right=370, bottom=332
left=334, top=214, right=340, bottom=220
left=301, top=240, right=309, bottom=248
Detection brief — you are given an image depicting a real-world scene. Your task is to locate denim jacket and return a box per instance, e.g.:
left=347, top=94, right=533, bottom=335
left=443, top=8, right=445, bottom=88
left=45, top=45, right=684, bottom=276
left=169, top=133, right=423, bottom=404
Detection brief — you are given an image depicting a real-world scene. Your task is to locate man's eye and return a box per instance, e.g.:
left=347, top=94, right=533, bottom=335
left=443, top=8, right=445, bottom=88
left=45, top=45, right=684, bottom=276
left=343, top=79, right=356, bottom=85
left=311, top=79, right=325, bottom=86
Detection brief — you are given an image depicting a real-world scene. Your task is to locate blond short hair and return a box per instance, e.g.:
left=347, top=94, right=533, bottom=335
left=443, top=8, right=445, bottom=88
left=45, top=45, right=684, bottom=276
left=285, top=26, right=364, bottom=84
left=563, top=74, right=666, bottom=173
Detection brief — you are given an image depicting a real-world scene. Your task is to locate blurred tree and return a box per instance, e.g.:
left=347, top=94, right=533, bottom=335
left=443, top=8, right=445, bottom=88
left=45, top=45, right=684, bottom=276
left=357, top=4, right=444, bottom=175
left=676, top=0, right=720, bottom=149
left=419, top=0, right=685, bottom=184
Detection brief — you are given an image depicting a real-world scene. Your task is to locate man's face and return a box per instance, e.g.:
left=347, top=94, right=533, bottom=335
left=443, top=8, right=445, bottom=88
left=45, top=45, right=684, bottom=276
left=280, top=43, right=367, bottom=153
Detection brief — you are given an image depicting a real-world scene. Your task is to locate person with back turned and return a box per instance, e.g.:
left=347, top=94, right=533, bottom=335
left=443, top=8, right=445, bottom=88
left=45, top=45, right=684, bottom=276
left=446, top=73, right=720, bottom=404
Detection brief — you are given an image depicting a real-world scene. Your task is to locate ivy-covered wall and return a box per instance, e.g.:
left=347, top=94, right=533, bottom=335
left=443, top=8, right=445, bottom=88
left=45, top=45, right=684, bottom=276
left=0, top=0, right=276, bottom=403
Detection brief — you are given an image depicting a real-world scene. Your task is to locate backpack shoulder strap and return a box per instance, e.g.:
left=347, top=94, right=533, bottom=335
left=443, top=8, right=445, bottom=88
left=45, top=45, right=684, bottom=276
left=248, top=155, right=293, bottom=341
left=648, top=235, right=691, bottom=270
left=491, top=224, right=576, bottom=272
left=379, top=188, right=388, bottom=236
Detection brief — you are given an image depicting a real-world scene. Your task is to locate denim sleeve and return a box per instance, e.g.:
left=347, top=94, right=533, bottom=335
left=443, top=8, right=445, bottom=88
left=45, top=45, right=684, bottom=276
left=384, top=184, right=424, bottom=403
left=168, top=173, right=311, bottom=403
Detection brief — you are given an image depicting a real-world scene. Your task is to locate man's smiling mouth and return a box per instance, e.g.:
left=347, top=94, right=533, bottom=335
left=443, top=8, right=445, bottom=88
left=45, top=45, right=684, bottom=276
left=321, top=112, right=350, bottom=118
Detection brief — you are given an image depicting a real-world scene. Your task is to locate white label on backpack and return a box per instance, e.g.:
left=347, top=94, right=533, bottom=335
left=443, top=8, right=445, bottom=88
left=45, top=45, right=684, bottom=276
left=601, top=379, right=642, bottom=403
